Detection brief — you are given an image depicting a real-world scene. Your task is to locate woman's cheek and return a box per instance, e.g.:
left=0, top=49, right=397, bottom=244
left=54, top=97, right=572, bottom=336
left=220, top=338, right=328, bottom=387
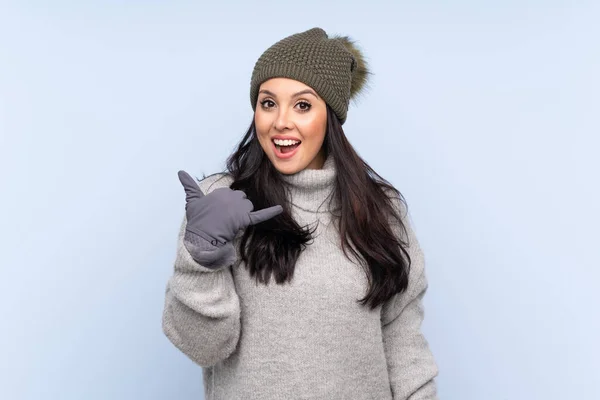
left=259, top=135, right=271, bottom=154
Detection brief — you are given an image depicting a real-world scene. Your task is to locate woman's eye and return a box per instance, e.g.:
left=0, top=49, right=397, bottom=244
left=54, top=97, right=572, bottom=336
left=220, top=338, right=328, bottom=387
left=296, top=101, right=311, bottom=111
left=260, top=100, right=275, bottom=109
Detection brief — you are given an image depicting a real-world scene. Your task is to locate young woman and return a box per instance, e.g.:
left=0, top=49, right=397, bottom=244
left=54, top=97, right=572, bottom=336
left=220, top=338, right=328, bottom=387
left=162, top=27, right=439, bottom=400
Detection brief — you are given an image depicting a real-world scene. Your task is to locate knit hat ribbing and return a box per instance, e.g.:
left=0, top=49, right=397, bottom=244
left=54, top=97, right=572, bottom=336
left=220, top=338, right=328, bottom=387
left=249, top=27, right=369, bottom=124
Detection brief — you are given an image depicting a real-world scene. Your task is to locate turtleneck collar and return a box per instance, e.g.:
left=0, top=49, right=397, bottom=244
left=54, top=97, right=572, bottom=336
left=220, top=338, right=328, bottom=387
left=278, top=155, right=338, bottom=213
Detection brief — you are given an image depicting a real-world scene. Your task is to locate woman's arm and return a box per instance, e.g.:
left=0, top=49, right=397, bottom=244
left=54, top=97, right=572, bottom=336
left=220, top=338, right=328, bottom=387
left=162, top=174, right=242, bottom=367
left=162, top=216, right=241, bottom=367
left=381, top=201, right=439, bottom=399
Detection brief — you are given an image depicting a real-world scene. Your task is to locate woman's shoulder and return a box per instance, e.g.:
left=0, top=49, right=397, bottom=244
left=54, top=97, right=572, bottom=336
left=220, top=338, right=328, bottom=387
left=196, top=171, right=234, bottom=195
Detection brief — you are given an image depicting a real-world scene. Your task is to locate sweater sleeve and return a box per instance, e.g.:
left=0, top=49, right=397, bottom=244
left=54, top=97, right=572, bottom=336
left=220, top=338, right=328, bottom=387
left=162, top=174, right=241, bottom=368
left=381, top=202, right=439, bottom=400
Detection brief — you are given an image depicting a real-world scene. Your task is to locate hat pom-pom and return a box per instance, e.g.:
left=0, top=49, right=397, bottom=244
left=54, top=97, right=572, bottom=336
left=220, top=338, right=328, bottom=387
left=334, top=35, right=370, bottom=100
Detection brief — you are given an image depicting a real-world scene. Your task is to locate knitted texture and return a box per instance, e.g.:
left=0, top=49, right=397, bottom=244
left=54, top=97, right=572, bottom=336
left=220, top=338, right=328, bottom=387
left=162, top=156, right=439, bottom=399
left=250, top=27, right=367, bottom=124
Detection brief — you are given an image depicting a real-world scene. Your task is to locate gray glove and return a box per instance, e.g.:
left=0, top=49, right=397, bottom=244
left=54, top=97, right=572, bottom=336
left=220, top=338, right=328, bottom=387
left=177, top=170, right=283, bottom=269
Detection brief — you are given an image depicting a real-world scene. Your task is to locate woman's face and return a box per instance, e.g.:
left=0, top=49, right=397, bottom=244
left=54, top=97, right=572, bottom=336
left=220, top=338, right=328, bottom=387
left=254, top=77, right=328, bottom=175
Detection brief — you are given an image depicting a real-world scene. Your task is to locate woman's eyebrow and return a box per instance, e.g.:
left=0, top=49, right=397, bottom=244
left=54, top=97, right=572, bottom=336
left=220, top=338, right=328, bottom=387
left=259, top=89, right=277, bottom=97
left=292, top=89, right=319, bottom=99
left=258, top=89, right=319, bottom=99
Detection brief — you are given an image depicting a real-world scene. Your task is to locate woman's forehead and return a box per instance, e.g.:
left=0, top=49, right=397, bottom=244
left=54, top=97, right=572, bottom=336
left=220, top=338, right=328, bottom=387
left=258, top=78, right=321, bottom=100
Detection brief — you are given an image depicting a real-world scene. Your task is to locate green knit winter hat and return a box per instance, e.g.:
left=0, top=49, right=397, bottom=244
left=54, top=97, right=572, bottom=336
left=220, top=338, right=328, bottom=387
left=250, top=27, right=369, bottom=124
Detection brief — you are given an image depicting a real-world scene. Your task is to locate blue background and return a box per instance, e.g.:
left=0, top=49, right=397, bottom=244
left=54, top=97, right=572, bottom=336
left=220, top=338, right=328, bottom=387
left=1, top=1, right=598, bottom=399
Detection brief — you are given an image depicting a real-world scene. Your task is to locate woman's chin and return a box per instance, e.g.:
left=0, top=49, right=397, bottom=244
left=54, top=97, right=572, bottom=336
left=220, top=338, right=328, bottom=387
left=273, top=162, right=302, bottom=175
left=268, top=155, right=304, bottom=175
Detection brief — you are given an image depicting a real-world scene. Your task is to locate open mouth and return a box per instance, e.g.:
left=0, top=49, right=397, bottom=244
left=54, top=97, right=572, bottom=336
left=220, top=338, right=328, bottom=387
left=272, top=138, right=302, bottom=157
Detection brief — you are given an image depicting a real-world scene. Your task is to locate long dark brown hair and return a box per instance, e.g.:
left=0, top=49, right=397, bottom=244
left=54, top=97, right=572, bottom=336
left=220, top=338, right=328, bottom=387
left=225, top=105, right=411, bottom=310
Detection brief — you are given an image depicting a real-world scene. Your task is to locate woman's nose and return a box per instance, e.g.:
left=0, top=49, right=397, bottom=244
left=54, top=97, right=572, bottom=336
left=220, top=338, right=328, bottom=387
left=274, top=108, right=293, bottom=131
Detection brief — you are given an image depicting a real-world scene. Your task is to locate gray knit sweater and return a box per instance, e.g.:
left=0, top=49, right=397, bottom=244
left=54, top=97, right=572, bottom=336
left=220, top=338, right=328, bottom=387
left=162, top=156, right=438, bottom=399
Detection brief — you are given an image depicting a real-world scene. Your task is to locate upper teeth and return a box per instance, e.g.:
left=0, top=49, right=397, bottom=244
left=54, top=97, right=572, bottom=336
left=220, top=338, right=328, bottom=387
left=274, top=139, right=300, bottom=146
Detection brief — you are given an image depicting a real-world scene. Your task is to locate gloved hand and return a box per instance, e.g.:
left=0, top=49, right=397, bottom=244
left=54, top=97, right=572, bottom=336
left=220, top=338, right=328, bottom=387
left=177, top=170, right=283, bottom=269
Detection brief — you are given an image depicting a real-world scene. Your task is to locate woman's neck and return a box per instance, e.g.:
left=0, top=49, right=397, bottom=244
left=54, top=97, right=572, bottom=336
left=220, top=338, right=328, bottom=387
left=278, top=155, right=338, bottom=213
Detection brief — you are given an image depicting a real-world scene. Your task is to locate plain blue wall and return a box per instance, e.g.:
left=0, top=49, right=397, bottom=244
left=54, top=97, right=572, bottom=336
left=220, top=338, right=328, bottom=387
left=1, top=1, right=598, bottom=399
